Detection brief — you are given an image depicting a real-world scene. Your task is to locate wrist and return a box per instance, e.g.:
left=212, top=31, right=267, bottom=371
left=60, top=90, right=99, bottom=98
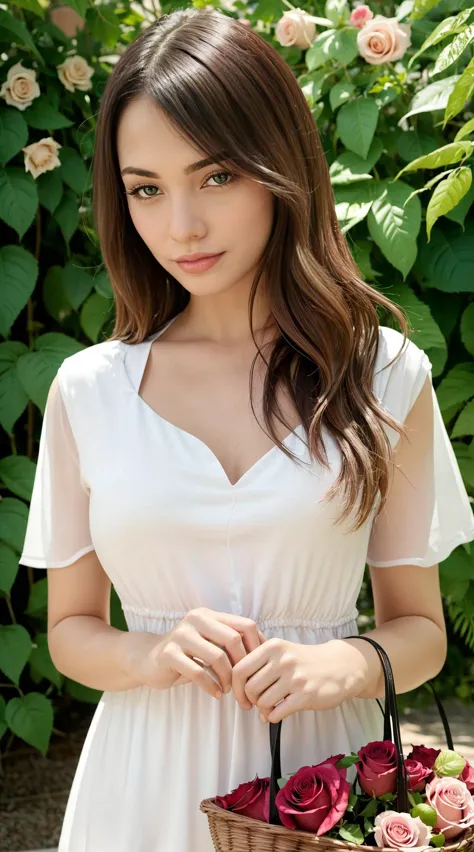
left=119, top=630, right=165, bottom=689
left=340, top=636, right=384, bottom=699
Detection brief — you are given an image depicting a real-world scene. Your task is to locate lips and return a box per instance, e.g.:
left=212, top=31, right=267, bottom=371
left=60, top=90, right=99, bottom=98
left=175, top=252, right=221, bottom=262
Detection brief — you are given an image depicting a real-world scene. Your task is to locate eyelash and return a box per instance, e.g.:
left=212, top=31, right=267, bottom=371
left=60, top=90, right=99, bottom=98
left=125, top=170, right=236, bottom=201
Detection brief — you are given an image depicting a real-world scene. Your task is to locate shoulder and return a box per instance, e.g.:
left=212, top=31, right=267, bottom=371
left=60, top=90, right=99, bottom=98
left=374, top=326, right=433, bottom=422
left=56, top=338, right=125, bottom=403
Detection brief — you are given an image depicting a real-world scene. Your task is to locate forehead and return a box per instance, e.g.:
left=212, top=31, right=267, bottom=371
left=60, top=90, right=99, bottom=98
left=116, top=95, right=199, bottom=168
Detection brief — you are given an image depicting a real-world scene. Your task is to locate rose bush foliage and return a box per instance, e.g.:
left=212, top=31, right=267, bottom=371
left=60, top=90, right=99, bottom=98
left=0, top=0, right=473, bottom=757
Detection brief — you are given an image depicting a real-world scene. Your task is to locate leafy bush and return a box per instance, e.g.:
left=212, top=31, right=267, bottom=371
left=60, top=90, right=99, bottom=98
left=0, top=0, right=473, bottom=757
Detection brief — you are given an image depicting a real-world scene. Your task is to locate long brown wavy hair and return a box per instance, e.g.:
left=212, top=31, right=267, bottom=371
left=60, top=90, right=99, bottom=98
left=93, top=7, right=410, bottom=531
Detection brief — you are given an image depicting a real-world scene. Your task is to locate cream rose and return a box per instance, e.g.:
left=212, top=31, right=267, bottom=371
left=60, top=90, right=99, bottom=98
left=374, top=811, right=432, bottom=850
left=0, top=62, right=41, bottom=111
left=23, top=137, right=62, bottom=180
left=275, top=9, right=316, bottom=49
left=357, top=15, right=411, bottom=65
left=57, top=55, right=94, bottom=92
left=425, top=776, right=474, bottom=840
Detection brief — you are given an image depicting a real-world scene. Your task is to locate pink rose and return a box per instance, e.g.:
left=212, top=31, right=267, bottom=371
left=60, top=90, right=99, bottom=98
left=357, top=741, right=397, bottom=798
left=460, top=760, right=474, bottom=793
left=405, top=759, right=433, bottom=793
left=357, top=15, right=411, bottom=65
left=407, top=745, right=440, bottom=770
left=350, top=4, right=374, bottom=28
left=275, top=9, right=316, bottom=49
left=276, top=755, right=350, bottom=834
left=374, top=810, right=432, bottom=849
left=216, top=775, right=269, bottom=822
left=425, top=776, right=474, bottom=840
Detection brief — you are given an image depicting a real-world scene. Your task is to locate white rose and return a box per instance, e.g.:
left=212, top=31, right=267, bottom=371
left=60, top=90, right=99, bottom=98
left=275, top=9, right=316, bottom=49
left=357, top=15, right=411, bottom=65
left=23, top=137, right=62, bottom=180
left=57, top=55, right=94, bottom=93
left=0, top=62, right=41, bottom=111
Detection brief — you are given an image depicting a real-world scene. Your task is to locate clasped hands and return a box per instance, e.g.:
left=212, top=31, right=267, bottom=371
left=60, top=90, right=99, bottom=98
left=231, top=635, right=370, bottom=724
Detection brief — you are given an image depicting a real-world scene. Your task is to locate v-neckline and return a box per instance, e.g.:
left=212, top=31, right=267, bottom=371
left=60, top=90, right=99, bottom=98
left=121, top=316, right=306, bottom=489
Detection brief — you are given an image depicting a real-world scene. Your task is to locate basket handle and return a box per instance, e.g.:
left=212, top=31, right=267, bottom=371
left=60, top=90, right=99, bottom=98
left=268, top=635, right=453, bottom=825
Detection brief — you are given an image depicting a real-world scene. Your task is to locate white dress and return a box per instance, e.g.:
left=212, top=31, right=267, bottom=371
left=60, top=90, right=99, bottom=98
left=19, top=319, right=474, bottom=852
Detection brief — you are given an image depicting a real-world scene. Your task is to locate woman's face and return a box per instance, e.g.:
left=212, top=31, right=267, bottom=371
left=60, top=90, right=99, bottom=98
left=116, top=94, right=275, bottom=299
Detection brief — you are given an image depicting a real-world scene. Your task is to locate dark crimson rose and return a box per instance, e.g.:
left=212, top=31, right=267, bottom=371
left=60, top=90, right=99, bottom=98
left=406, top=745, right=441, bottom=770
left=460, top=760, right=474, bottom=793
left=216, top=775, right=270, bottom=822
left=356, top=741, right=398, bottom=798
left=275, top=754, right=350, bottom=835
left=405, top=758, right=432, bottom=792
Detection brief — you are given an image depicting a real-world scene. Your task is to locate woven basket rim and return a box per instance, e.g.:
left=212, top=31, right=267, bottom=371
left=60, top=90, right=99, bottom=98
left=200, top=798, right=474, bottom=851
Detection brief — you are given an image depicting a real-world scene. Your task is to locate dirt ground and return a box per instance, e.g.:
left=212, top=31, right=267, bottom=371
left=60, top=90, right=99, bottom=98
left=1, top=699, right=472, bottom=852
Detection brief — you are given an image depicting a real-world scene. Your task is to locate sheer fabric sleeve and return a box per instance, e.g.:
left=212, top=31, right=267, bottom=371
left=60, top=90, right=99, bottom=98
left=19, top=372, right=94, bottom=569
left=367, top=336, right=474, bottom=568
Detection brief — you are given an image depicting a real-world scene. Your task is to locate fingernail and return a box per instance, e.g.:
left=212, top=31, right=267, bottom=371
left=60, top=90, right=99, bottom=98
left=224, top=685, right=231, bottom=694
left=260, top=713, right=266, bottom=722
left=215, top=690, right=223, bottom=699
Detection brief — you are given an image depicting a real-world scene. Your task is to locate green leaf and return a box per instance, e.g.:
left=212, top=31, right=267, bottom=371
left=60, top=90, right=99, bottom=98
left=62, top=261, right=94, bottom=310
left=389, top=282, right=447, bottom=376
left=0, top=10, right=43, bottom=60
left=86, top=5, right=122, bottom=49
left=29, top=633, right=62, bottom=689
left=54, top=189, right=79, bottom=244
left=426, top=167, right=472, bottom=240
left=0, top=542, right=19, bottom=596
left=401, top=75, right=460, bottom=121
left=397, top=131, right=438, bottom=163
left=0, top=455, right=36, bottom=501
left=368, top=181, right=421, bottom=278
left=360, top=797, right=379, bottom=817
left=336, top=200, right=373, bottom=232
left=17, top=332, right=85, bottom=413
left=434, top=749, right=466, bottom=776
left=339, top=824, right=365, bottom=844
left=65, top=678, right=103, bottom=704
left=329, top=80, right=355, bottom=110
left=411, top=804, right=438, bottom=826
left=325, top=0, right=349, bottom=25
left=432, top=24, right=474, bottom=76
left=445, top=57, right=474, bottom=123
left=0, top=109, right=28, bottom=166
left=59, top=146, right=90, bottom=196
left=80, top=293, right=114, bottom=343
left=408, top=11, right=473, bottom=67
left=0, top=245, right=38, bottom=338
left=330, top=139, right=383, bottom=185
left=337, top=99, right=379, bottom=159
left=0, top=695, right=7, bottom=740
left=5, top=693, right=53, bottom=755
left=431, top=832, right=446, bottom=847
left=0, top=168, right=38, bottom=240
left=0, top=497, right=28, bottom=552
left=445, top=180, right=474, bottom=224
left=37, top=168, right=63, bottom=214
left=64, top=0, right=88, bottom=16
left=24, top=96, right=73, bottom=131
left=336, top=754, right=360, bottom=768
left=436, top=363, right=474, bottom=411
left=326, top=28, right=359, bottom=65
left=455, top=116, right=474, bottom=141
left=11, top=0, right=45, bottom=16
left=0, top=341, right=29, bottom=433
left=410, top=0, right=443, bottom=19
left=394, top=141, right=474, bottom=178
left=416, top=224, right=474, bottom=292
left=0, top=624, right=32, bottom=683
left=351, top=240, right=380, bottom=281
left=461, top=303, right=474, bottom=357
left=26, top=577, right=48, bottom=616
left=452, top=399, right=474, bottom=437
left=453, top=440, right=474, bottom=488
left=93, top=269, right=113, bottom=298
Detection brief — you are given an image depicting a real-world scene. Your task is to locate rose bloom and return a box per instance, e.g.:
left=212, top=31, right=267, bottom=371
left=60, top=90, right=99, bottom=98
left=374, top=810, right=432, bottom=850
left=425, top=776, right=474, bottom=840
left=405, top=758, right=433, bottom=793
left=407, top=745, right=440, bottom=770
left=216, top=775, right=269, bottom=822
left=350, top=4, right=374, bottom=28
left=23, top=137, right=62, bottom=180
left=57, top=55, right=94, bottom=93
left=0, top=62, right=40, bottom=111
left=357, top=741, right=397, bottom=798
left=275, top=755, right=350, bottom=834
left=275, top=9, right=316, bottom=49
left=357, top=15, right=411, bottom=65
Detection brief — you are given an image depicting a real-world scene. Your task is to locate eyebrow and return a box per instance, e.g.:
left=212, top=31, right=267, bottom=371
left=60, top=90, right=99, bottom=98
left=120, top=155, right=225, bottom=179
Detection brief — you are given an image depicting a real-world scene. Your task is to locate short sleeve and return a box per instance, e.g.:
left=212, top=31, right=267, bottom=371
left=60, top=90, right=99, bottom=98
left=19, top=372, right=95, bottom=569
left=367, top=331, right=474, bottom=568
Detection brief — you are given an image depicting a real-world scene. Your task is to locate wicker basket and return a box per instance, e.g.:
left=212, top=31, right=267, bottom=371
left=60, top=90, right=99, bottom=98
left=200, top=635, right=474, bottom=852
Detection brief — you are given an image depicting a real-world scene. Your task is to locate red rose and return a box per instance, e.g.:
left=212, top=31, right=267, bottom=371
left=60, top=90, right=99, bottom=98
left=275, top=754, right=350, bottom=835
left=460, top=760, right=474, bottom=793
left=357, top=741, right=397, bottom=798
left=407, top=745, right=441, bottom=770
left=216, top=775, right=270, bottom=822
left=405, top=758, right=432, bottom=792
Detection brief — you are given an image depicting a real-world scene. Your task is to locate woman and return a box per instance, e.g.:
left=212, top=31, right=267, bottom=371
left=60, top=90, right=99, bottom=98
left=20, top=8, right=474, bottom=851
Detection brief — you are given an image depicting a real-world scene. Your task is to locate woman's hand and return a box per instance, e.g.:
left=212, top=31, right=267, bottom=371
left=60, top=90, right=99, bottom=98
left=128, top=608, right=266, bottom=699
left=231, top=638, right=371, bottom=723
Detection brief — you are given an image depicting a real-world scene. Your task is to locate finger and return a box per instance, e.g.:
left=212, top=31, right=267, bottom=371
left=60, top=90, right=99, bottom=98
left=183, top=633, right=233, bottom=692
left=243, top=663, right=280, bottom=706
left=257, top=629, right=267, bottom=644
left=167, top=648, right=225, bottom=699
left=267, top=692, right=303, bottom=723
left=212, top=611, right=262, bottom=655
left=232, top=645, right=268, bottom=708
left=190, top=611, right=249, bottom=666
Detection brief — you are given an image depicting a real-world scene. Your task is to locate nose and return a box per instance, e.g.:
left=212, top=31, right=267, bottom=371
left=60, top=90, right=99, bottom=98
left=168, top=196, right=207, bottom=244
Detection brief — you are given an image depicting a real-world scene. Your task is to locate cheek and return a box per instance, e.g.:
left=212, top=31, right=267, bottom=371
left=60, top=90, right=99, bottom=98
left=128, top=203, right=164, bottom=247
